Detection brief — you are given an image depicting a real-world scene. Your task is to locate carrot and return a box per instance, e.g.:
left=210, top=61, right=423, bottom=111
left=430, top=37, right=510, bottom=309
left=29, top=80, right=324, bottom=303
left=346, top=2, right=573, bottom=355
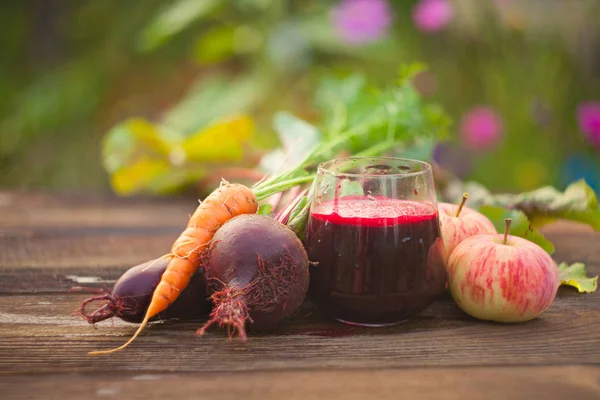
left=88, top=181, right=258, bottom=355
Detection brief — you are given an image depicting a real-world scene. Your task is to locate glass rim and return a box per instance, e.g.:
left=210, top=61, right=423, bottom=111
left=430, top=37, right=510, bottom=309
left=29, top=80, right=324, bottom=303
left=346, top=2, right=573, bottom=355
left=317, top=156, right=432, bottom=178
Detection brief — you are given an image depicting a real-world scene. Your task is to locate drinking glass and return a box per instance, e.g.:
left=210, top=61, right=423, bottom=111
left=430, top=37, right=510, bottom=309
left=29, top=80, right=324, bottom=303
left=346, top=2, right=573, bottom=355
left=306, top=157, right=447, bottom=326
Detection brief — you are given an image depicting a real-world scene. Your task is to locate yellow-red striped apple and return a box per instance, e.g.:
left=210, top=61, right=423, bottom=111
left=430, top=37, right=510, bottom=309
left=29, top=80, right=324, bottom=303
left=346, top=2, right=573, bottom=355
left=447, top=219, right=559, bottom=323
left=438, top=193, right=496, bottom=261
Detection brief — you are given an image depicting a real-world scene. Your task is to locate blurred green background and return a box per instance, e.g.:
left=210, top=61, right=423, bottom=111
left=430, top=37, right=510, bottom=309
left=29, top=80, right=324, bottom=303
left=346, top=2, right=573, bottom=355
left=1, top=0, right=599, bottom=195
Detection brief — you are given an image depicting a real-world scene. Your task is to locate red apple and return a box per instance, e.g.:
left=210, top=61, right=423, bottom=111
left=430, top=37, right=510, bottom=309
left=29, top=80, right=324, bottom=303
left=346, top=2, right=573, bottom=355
left=447, top=219, right=559, bottom=323
left=438, top=193, right=496, bottom=261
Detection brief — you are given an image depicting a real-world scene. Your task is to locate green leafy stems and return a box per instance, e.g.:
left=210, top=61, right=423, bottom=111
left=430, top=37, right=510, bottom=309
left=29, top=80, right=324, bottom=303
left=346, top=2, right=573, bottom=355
left=252, top=123, right=384, bottom=200
left=252, top=66, right=449, bottom=203
left=252, top=174, right=315, bottom=201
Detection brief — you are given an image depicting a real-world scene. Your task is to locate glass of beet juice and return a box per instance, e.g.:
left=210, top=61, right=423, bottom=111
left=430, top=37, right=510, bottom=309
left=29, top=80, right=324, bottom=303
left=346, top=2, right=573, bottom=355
left=306, top=157, right=447, bottom=326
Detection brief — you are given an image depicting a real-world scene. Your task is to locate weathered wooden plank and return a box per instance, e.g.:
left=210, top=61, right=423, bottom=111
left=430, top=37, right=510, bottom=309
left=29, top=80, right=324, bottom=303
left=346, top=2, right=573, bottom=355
left=0, top=231, right=181, bottom=292
left=0, top=287, right=598, bottom=375
left=1, top=194, right=599, bottom=381
left=542, top=224, right=600, bottom=266
left=0, top=232, right=176, bottom=268
left=2, top=366, right=600, bottom=400
left=0, top=191, right=191, bottom=230
left=0, top=192, right=190, bottom=292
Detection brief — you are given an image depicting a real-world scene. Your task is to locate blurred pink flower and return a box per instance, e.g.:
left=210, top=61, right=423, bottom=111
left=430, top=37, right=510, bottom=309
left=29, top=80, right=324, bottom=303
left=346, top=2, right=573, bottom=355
left=412, top=0, right=453, bottom=33
left=460, top=107, right=503, bottom=151
left=331, top=0, right=392, bottom=44
left=577, top=102, right=600, bottom=148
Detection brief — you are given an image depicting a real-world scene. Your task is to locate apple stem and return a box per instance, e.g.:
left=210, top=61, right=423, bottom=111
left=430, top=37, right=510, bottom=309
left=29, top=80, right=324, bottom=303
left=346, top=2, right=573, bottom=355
left=503, top=218, right=512, bottom=245
left=455, top=193, right=469, bottom=217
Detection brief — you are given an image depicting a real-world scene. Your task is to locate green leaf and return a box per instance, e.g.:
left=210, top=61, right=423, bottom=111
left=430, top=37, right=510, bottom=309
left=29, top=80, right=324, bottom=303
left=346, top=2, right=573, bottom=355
left=422, top=104, right=452, bottom=140
left=479, top=206, right=555, bottom=254
left=274, top=112, right=321, bottom=154
left=314, top=73, right=365, bottom=134
left=398, top=63, right=427, bottom=83
left=442, top=180, right=495, bottom=208
left=138, top=0, right=224, bottom=52
left=490, top=179, right=600, bottom=230
left=257, top=204, right=273, bottom=215
left=259, top=112, right=321, bottom=175
left=557, top=262, right=598, bottom=293
left=443, top=179, right=600, bottom=233
left=441, top=178, right=600, bottom=256
left=162, top=72, right=267, bottom=134
left=193, top=25, right=236, bottom=64
left=312, top=67, right=450, bottom=155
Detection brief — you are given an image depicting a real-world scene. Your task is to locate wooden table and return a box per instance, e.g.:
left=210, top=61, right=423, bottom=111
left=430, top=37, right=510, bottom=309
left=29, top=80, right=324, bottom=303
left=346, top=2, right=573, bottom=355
left=1, top=192, right=599, bottom=399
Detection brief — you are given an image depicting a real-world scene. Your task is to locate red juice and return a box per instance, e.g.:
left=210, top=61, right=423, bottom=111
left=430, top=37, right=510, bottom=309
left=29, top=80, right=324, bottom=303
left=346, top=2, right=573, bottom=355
left=306, top=195, right=447, bottom=325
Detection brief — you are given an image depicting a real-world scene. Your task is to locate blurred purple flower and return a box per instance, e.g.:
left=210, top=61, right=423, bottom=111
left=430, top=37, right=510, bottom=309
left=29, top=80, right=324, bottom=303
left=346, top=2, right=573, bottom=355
left=412, top=0, right=453, bottom=33
left=460, top=106, right=503, bottom=151
left=331, top=0, right=392, bottom=44
left=577, top=102, right=600, bottom=148
left=432, top=141, right=473, bottom=179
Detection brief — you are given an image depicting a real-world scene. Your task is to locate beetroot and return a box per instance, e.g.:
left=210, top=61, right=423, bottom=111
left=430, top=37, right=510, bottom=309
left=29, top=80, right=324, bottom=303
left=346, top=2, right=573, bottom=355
left=77, top=258, right=210, bottom=324
left=198, top=214, right=309, bottom=340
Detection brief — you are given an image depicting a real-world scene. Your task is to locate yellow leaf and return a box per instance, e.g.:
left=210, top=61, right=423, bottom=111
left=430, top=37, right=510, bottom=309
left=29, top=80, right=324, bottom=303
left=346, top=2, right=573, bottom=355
left=529, top=215, right=557, bottom=228
left=127, top=119, right=172, bottom=154
left=111, top=156, right=170, bottom=195
left=182, top=114, right=254, bottom=163
left=561, top=279, right=597, bottom=293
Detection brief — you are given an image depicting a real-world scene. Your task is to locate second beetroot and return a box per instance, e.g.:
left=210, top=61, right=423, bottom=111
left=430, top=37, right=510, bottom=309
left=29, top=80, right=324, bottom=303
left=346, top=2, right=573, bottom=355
left=78, top=258, right=211, bottom=324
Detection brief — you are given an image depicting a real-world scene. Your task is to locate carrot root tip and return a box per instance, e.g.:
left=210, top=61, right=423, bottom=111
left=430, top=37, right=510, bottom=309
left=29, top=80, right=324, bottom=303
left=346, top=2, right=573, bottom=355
left=88, top=312, right=152, bottom=356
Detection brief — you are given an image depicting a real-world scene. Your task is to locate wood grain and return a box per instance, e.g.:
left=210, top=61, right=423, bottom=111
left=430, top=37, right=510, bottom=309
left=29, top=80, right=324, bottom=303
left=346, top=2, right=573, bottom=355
left=0, top=284, right=598, bottom=375
left=1, top=193, right=599, bottom=399
left=2, top=366, right=600, bottom=400
left=0, top=191, right=191, bottom=230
